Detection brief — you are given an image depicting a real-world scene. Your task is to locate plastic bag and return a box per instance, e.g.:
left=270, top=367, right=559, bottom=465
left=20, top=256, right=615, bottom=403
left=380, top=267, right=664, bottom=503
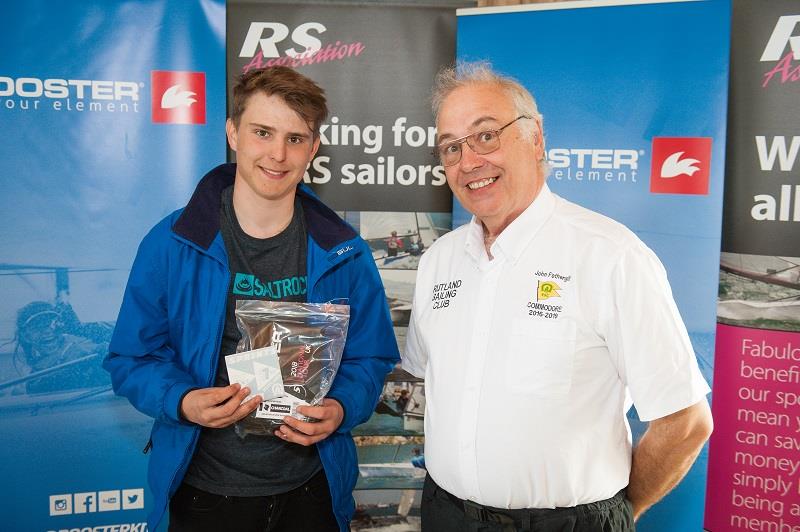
left=232, top=300, right=349, bottom=438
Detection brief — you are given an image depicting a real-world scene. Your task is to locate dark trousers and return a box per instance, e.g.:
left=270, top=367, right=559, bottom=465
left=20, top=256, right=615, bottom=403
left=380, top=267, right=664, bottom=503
left=421, top=474, right=635, bottom=532
left=169, top=468, right=340, bottom=532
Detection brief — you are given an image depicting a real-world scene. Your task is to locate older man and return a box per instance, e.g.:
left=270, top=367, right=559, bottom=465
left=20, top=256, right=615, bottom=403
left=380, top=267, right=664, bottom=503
left=403, top=63, right=713, bottom=531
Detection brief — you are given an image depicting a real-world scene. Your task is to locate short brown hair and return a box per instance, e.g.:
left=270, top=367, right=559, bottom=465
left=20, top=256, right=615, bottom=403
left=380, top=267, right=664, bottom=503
left=230, top=66, right=328, bottom=136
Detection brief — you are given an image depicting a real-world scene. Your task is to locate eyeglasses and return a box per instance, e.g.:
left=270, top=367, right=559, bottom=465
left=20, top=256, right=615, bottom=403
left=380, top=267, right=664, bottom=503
left=434, top=115, right=531, bottom=167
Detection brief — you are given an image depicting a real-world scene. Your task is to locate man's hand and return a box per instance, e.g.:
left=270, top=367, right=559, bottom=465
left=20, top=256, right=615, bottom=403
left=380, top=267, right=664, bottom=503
left=180, top=383, right=262, bottom=428
left=627, top=399, right=713, bottom=520
left=276, top=398, right=344, bottom=446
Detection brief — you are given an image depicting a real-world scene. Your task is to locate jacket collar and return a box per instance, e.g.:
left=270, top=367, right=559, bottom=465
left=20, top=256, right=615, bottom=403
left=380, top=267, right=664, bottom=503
left=172, top=163, right=357, bottom=252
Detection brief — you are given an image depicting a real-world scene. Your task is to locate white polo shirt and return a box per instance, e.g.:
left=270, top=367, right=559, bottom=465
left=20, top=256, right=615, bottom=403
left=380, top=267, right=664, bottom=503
left=403, top=184, right=709, bottom=509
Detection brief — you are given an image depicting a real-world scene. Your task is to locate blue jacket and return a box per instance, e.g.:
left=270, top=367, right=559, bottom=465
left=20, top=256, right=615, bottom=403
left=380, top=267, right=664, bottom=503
left=104, top=163, right=399, bottom=531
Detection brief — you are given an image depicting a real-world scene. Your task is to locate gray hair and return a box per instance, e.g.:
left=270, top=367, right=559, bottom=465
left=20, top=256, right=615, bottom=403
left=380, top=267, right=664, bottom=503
left=432, top=61, right=549, bottom=176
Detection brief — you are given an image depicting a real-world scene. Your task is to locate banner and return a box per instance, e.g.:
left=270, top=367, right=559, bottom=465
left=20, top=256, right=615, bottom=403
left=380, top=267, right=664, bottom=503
left=227, top=2, right=454, bottom=213
left=227, top=2, right=456, bottom=525
left=456, top=1, right=730, bottom=530
left=0, top=1, right=226, bottom=530
left=705, top=1, right=800, bottom=530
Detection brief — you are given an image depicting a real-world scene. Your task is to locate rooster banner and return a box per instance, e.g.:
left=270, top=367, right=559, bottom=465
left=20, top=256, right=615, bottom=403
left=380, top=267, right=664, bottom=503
left=0, top=1, right=226, bottom=530
left=455, top=1, right=730, bottom=531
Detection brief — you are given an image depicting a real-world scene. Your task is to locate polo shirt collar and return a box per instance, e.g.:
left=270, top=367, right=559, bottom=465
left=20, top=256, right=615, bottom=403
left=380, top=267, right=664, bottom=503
left=463, top=183, right=556, bottom=265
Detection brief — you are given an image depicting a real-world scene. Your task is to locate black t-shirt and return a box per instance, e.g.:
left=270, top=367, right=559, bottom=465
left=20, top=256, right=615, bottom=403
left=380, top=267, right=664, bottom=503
left=183, top=186, right=321, bottom=496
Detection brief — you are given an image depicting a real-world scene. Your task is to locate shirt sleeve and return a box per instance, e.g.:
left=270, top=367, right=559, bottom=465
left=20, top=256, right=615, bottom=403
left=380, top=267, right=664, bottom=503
left=402, top=251, right=432, bottom=378
left=602, top=241, right=710, bottom=422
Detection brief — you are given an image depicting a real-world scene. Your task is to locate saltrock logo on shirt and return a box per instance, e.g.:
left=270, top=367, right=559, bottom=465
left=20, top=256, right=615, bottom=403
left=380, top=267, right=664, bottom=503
left=232, top=272, right=307, bottom=298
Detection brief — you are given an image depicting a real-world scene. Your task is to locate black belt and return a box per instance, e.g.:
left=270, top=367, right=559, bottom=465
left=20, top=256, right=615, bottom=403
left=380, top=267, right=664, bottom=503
left=441, top=486, right=628, bottom=527
left=443, top=490, right=517, bottom=526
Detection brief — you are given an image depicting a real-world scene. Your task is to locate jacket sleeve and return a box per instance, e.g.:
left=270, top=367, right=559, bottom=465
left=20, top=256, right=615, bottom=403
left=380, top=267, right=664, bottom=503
left=326, top=240, right=400, bottom=433
left=103, top=225, right=197, bottom=426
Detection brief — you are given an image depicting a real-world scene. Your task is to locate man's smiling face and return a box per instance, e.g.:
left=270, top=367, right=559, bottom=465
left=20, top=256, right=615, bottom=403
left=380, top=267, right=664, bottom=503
left=437, top=83, right=544, bottom=233
left=227, top=91, right=320, bottom=205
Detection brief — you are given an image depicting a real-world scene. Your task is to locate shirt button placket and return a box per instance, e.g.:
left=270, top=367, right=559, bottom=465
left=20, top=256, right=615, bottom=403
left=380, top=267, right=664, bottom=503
left=459, top=260, right=502, bottom=500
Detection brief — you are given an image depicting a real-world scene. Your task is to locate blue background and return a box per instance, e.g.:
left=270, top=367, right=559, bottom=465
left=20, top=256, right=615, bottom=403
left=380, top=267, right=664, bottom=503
left=0, top=1, right=226, bottom=530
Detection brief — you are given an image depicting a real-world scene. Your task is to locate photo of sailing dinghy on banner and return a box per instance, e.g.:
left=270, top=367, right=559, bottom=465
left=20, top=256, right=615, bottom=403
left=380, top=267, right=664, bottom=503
left=355, top=211, right=451, bottom=270
left=718, top=253, right=800, bottom=332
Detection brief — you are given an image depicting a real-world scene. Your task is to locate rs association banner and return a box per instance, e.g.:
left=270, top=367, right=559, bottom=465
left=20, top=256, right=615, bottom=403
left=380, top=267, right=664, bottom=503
left=455, top=1, right=730, bottom=531
left=706, top=2, right=800, bottom=531
left=0, top=1, right=226, bottom=530
left=227, top=1, right=454, bottom=214
left=226, top=4, right=456, bottom=511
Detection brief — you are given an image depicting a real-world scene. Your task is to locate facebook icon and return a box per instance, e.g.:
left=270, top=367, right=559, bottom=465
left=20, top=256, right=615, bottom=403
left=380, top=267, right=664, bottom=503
left=74, top=492, right=96, bottom=514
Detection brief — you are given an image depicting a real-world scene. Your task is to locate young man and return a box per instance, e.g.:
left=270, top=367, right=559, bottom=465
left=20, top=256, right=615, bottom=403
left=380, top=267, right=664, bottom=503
left=403, top=63, right=713, bottom=531
left=105, top=66, right=398, bottom=532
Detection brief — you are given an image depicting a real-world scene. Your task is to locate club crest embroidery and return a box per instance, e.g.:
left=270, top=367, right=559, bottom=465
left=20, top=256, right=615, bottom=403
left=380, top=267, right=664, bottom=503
left=537, top=280, right=561, bottom=301
left=527, top=271, right=571, bottom=319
